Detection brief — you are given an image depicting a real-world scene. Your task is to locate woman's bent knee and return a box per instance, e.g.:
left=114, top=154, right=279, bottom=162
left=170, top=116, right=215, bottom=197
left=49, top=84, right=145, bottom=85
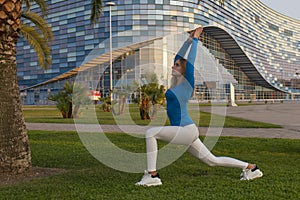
left=145, top=127, right=163, bottom=138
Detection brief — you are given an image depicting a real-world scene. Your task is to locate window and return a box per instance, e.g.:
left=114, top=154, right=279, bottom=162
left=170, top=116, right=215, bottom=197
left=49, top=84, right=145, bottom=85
left=268, top=23, right=279, bottom=32
left=284, top=29, right=293, bottom=37
left=254, top=15, right=260, bottom=23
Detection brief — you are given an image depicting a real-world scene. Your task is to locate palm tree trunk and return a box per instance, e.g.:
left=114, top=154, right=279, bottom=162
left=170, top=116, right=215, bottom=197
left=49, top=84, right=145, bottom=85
left=0, top=0, right=31, bottom=174
left=68, top=102, right=73, bottom=118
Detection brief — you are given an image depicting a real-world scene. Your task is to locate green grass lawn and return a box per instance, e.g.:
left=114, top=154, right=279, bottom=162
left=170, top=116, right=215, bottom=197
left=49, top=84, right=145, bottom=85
left=0, top=130, right=299, bottom=199
left=23, top=105, right=281, bottom=128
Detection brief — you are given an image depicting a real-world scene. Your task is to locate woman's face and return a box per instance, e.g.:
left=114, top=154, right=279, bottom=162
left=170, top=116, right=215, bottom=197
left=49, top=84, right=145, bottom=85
left=172, top=60, right=184, bottom=76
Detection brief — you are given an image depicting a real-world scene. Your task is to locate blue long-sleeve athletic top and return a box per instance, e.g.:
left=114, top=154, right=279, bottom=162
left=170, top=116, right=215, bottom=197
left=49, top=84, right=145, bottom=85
left=165, top=38, right=198, bottom=126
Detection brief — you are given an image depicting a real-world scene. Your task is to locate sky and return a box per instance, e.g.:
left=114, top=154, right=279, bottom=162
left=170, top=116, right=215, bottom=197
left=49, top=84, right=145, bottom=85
left=260, top=0, right=300, bottom=20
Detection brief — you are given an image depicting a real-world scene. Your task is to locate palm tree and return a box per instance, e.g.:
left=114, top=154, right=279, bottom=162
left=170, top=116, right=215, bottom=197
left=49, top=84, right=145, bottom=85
left=48, top=82, right=91, bottom=118
left=137, top=73, right=166, bottom=120
left=139, top=83, right=165, bottom=120
left=0, top=0, right=52, bottom=174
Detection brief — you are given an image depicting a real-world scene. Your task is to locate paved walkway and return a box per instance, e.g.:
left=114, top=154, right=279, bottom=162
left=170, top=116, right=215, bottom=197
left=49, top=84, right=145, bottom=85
left=200, top=101, right=300, bottom=131
left=25, top=101, right=300, bottom=139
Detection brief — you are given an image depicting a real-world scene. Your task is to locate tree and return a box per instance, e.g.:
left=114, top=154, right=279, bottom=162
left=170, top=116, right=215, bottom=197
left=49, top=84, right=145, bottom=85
left=0, top=0, right=104, bottom=173
left=147, top=84, right=165, bottom=119
left=48, top=82, right=91, bottom=118
left=99, top=95, right=112, bottom=112
left=138, top=83, right=165, bottom=120
left=137, top=73, right=166, bottom=120
left=0, top=0, right=52, bottom=174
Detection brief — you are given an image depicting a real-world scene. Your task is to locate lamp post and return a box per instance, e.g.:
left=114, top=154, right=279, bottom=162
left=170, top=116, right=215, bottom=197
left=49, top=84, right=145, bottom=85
left=106, top=1, right=115, bottom=100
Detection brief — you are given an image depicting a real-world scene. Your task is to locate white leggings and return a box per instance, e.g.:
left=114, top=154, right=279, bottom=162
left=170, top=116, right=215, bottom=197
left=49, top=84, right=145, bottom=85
left=146, top=124, right=248, bottom=172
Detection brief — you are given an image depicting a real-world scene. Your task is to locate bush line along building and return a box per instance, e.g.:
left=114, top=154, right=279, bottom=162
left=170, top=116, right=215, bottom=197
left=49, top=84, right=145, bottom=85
left=18, top=0, right=300, bottom=105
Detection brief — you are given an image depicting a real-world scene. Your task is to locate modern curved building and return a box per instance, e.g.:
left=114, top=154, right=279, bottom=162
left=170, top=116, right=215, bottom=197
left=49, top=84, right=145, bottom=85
left=18, top=0, right=300, bottom=104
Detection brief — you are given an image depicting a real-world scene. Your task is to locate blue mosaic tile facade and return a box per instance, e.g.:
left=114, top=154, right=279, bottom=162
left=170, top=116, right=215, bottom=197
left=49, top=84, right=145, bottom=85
left=17, top=0, right=300, bottom=103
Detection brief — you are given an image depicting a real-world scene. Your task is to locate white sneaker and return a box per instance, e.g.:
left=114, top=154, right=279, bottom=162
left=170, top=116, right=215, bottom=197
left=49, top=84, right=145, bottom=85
left=240, top=166, right=263, bottom=180
left=135, top=171, right=162, bottom=186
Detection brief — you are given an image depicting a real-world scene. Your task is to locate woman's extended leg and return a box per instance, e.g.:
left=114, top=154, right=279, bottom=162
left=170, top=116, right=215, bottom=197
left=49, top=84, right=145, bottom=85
left=187, top=138, right=263, bottom=180
left=188, top=138, right=248, bottom=169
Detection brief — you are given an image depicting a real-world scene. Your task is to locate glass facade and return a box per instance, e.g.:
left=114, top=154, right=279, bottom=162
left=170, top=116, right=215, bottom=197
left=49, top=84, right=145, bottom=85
left=18, top=0, right=300, bottom=104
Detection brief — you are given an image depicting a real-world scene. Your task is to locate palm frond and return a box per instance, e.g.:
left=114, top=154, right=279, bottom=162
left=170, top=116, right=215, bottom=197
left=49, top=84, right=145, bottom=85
left=21, top=11, right=53, bottom=41
left=90, top=0, right=103, bottom=25
left=20, top=24, right=52, bottom=69
left=24, top=0, right=31, bottom=12
left=23, top=0, right=48, bottom=17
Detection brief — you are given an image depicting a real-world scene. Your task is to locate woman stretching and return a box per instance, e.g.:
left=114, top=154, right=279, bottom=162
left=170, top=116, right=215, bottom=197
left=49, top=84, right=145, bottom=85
left=136, top=27, right=263, bottom=186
